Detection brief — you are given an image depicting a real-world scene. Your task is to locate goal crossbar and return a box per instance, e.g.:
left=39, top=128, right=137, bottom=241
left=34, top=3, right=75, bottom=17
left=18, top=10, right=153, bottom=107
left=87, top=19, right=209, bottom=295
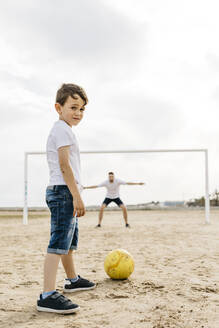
left=23, top=149, right=210, bottom=224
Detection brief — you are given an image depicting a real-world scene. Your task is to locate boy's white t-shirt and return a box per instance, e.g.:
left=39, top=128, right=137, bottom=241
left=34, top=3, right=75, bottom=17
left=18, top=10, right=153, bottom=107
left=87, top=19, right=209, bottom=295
left=98, top=178, right=127, bottom=199
left=46, top=120, right=82, bottom=189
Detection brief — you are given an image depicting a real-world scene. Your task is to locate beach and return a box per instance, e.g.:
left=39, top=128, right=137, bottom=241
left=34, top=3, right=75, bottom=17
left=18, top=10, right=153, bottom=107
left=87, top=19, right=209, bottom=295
left=0, top=209, right=219, bottom=328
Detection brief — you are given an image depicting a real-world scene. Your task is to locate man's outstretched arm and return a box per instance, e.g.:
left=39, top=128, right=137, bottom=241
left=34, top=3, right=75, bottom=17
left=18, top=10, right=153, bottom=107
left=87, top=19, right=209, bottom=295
left=126, top=182, right=145, bottom=185
left=83, top=185, right=99, bottom=189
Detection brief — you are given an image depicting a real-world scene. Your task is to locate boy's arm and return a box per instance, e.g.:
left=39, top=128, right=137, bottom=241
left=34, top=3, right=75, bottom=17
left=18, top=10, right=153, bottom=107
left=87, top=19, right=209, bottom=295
left=58, top=146, right=85, bottom=217
left=83, top=185, right=99, bottom=189
left=126, top=182, right=145, bottom=185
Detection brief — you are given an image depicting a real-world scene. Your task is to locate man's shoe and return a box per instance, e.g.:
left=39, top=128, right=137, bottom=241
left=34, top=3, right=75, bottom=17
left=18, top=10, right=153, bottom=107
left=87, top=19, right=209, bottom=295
left=126, top=223, right=131, bottom=228
left=64, top=276, right=96, bottom=293
left=95, top=224, right=101, bottom=228
left=37, top=291, right=79, bottom=314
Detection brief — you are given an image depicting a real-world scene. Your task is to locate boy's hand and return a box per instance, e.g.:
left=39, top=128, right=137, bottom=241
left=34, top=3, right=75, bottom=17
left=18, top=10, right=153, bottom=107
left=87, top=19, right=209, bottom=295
left=73, top=195, right=85, bottom=217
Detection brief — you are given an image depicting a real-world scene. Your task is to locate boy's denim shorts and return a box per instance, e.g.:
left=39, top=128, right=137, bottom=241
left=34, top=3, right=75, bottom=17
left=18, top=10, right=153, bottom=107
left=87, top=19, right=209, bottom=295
left=46, top=185, right=78, bottom=255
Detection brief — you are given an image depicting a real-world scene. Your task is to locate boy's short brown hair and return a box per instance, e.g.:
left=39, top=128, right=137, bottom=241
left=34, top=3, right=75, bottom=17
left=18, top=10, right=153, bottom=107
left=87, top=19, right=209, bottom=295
left=56, top=83, right=88, bottom=106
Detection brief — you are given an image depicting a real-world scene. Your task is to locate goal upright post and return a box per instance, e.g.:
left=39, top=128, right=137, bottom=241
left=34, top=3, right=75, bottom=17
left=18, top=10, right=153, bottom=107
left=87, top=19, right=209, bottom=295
left=23, top=152, right=28, bottom=225
left=205, top=149, right=210, bottom=224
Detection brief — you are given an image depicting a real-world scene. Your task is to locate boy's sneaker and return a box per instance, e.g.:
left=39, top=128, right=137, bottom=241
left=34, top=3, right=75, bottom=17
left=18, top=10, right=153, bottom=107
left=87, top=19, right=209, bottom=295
left=95, top=224, right=101, bottom=228
left=37, top=291, right=79, bottom=314
left=126, top=223, right=131, bottom=228
left=64, top=276, right=96, bottom=293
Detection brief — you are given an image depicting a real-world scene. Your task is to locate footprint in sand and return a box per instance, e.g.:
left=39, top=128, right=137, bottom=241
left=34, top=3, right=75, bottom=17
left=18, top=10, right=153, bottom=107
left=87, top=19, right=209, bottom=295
left=191, top=285, right=218, bottom=293
left=106, top=293, right=129, bottom=299
left=18, top=281, right=39, bottom=287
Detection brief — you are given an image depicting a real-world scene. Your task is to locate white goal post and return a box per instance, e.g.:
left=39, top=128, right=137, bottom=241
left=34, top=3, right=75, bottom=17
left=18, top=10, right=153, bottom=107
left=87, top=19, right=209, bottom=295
left=23, top=149, right=210, bottom=225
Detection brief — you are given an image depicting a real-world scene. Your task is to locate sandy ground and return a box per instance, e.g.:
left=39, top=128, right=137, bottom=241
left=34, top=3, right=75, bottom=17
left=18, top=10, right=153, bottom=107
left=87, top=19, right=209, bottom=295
left=0, top=209, right=219, bottom=328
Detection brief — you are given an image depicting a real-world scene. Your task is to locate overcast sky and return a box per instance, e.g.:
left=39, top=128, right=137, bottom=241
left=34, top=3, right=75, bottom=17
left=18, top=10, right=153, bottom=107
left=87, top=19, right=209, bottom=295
left=0, top=0, right=219, bottom=207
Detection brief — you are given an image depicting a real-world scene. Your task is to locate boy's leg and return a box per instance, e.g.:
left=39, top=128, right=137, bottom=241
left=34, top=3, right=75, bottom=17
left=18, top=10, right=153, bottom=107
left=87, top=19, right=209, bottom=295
left=63, top=220, right=96, bottom=293
left=62, top=218, right=78, bottom=279
left=38, top=251, right=79, bottom=314
left=61, top=250, right=77, bottom=279
left=37, top=186, right=79, bottom=314
left=43, top=253, right=61, bottom=292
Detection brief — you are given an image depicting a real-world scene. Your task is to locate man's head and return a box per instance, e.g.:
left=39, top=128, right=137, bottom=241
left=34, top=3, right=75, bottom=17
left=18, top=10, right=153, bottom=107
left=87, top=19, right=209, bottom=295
left=108, top=172, right=114, bottom=183
left=55, top=83, right=88, bottom=127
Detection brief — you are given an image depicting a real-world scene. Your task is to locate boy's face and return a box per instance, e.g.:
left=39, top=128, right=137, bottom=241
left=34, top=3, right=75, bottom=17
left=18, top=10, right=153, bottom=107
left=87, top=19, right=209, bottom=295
left=55, top=94, right=85, bottom=127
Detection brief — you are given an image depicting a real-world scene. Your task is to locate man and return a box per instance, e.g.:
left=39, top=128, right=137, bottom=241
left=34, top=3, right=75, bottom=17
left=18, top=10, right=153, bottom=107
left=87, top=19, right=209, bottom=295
left=84, top=172, right=144, bottom=228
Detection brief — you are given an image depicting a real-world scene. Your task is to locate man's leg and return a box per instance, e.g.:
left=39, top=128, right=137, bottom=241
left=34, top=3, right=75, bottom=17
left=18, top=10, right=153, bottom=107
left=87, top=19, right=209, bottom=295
left=120, top=204, right=130, bottom=227
left=43, top=253, right=61, bottom=292
left=97, top=204, right=106, bottom=226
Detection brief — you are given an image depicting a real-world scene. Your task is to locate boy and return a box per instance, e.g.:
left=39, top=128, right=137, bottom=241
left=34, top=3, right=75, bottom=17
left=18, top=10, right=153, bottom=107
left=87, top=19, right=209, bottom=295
left=37, top=84, right=95, bottom=314
left=84, top=172, right=144, bottom=228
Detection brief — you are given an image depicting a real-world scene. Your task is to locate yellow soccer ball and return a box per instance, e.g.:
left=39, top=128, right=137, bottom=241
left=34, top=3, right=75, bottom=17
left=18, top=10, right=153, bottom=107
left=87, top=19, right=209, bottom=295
left=104, top=249, right=134, bottom=280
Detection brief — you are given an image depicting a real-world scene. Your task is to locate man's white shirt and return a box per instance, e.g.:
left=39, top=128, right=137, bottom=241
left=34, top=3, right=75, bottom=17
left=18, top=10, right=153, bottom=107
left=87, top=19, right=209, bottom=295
left=98, top=178, right=127, bottom=198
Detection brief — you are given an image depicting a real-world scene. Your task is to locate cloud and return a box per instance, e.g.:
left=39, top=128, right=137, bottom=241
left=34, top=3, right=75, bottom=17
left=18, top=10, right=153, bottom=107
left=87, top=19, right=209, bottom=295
left=0, top=0, right=145, bottom=66
left=0, top=70, right=49, bottom=96
left=0, top=0, right=219, bottom=207
left=212, top=87, right=219, bottom=100
left=96, top=92, right=185, bottom=147
left=0, top=0, right=147, bottom=126
left=206, top=53, right=219, bottom=72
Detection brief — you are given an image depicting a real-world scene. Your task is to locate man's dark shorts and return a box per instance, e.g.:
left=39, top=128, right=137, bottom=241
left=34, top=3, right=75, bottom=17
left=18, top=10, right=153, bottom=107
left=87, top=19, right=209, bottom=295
left=103, top=197, right=124, bottom=207
left=46, top=185, right=78, bottom=255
